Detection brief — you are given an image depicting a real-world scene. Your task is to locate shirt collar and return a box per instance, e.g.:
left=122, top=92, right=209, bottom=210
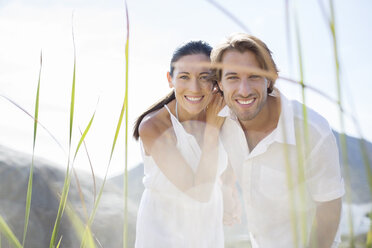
left=218, top=105, right=237, bottom=120
left=218, top=89, right=296, bottom=146
left=275, top=91, right=296, bottom=145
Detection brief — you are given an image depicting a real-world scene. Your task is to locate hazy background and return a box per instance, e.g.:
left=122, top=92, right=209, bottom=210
left=1, top=0, right=371, bottom=178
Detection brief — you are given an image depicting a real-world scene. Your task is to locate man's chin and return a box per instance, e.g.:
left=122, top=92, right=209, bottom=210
left=235, top=111, right=256, bottom=122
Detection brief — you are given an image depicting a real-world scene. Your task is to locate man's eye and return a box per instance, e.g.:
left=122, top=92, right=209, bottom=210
left=180, top=75, right=189, bottom=80
left=249, top=75, right=262, bottom=80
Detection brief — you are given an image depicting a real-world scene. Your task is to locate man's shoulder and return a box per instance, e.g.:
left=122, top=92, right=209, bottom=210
left=289, top=99, right=332, bottom=136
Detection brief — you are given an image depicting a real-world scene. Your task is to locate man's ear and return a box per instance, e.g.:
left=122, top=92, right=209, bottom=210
left=266, top=78, right=270, bottom=89
left=167, top=72, right=173, bottom=88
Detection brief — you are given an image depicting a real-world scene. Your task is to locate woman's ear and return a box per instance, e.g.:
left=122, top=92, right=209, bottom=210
left=217, top=81, right=223, bottom=92
left=167, top=72, right=173, bottom=88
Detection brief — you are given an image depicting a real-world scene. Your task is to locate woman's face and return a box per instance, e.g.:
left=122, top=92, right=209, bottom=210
left=168, top=53, right=213, bottom=118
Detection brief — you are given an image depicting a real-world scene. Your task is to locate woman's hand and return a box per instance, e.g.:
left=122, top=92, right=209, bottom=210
left=205, top=93, right=225, bottom=130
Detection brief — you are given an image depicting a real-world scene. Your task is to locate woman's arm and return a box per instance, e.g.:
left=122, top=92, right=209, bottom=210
left=139, top=94, right=225, bottom=202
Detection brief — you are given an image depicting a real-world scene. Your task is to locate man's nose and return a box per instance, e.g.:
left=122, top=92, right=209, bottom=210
left=238, top=79, right=252, bottom=97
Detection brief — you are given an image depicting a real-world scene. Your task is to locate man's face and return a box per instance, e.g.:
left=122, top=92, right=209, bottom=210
left=218, top=50, right=269, bottom=122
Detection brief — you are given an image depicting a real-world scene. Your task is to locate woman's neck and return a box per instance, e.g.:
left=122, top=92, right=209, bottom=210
left=171, top=100, right=206, bottom=142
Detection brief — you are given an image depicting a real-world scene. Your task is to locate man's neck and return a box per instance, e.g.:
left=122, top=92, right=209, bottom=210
left=239, top=95, right=281, bottom=151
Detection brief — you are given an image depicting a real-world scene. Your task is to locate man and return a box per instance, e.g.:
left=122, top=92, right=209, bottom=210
left=213, top=33, right=345, bottom=248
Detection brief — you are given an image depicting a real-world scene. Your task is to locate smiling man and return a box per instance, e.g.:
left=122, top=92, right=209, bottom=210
left=212, top=33, right=345, bottom=248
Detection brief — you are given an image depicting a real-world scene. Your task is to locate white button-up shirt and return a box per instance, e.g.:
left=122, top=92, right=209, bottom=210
left=219, top=91, right=345, bottom=248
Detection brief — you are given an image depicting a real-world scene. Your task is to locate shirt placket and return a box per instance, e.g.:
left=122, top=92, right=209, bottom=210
left=243, top=158, right=253, bottom=204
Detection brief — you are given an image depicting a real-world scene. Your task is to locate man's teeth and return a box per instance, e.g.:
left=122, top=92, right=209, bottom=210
left=186, top=96, right=203, bottom=102
left=237, top=99, right=254, bottom=105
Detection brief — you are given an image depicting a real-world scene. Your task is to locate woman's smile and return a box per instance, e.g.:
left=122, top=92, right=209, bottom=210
left=184, top=95, right=204, bottom=103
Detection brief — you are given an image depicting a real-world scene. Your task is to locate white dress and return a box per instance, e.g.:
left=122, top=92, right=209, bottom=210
left=135, top=105, right=227, bottom=248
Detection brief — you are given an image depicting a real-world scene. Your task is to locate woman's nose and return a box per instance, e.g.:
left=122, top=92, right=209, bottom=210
left=189, top=78, right=201, bottom=92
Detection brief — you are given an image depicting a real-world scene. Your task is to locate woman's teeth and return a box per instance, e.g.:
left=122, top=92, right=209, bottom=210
left=185, top=96, right=203, bottom=102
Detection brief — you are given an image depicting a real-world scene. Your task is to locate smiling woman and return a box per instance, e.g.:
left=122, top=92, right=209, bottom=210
left=132, top=40, right=231, bottom=248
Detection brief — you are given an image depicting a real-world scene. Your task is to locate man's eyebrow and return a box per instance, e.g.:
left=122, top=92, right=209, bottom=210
left=223, top=72, right=238, bottom=77
left=178, top=72, right=190, bottom=74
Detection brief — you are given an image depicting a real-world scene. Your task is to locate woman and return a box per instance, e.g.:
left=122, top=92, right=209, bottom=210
left=133, top=41, right=227, bottom=248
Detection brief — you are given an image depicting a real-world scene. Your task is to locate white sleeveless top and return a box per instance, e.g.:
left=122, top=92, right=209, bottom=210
left=135, top=105, right=227, bottom=248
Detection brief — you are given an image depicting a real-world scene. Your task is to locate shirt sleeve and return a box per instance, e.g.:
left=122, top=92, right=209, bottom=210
left=305, top=131, right=345, bottom=202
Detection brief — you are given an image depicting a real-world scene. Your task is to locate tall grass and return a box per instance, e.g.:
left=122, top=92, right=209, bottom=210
left=326, top=0, right=354, bottom=246
left=0, top=216, right=22, bottom=248
left=21, top=51, right=42, bottom=246
left=80, top=2, right=130, bottom=247
left=48, top=14, right=78, bottom=247
left=292, top=1, right=310, bottom=246
left=123, top=1, right=130, bottom=247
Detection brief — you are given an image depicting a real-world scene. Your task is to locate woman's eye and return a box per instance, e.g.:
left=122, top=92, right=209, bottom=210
left=180, top=75, right=189, bottom=80
left=199, top=75, right=209, bottom=81
left=227, top=76, right=239, bottom=80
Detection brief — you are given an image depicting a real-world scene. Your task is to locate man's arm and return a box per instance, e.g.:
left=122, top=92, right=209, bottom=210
left=309, top=198, right=342, bottom=248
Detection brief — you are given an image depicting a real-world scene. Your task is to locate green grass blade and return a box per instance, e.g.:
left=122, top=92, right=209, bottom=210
left=73, top=168, right=89, bottom=221
left=81, top=4, right=131, bottom=247
left=22, top=51, right=42, bottom=246
left=70, top=57, right=76, bottom=148
left=123, top=2, right=130, bottom=247
left=278, top=76, right=339, bottom=105
left=33, top=52, right=42, bottom=149
left=328, top=0, right=354, bottom=246
left=284, top=0, right=293, bottom=74
left=56, top=236, right=62, bottom=248
left=0, top=215, right=22, bottom=248
left=79, top=100, right=127, bottom=247
left=205, top=0, right=251, bottom=33
left=293, top=1, right=309, bottom=246
left=65, top=202, right=95, bottom=248
left=73, top=111, right=96, bottom=162
left=70, top=110, right=97, bottom=222
left=49, top=13, right=77, bottom=248
left=80, top=128, right=97, bottom=203
left=49, top=173, right=72, bottom=248
left=283, top=2, right=299, bottom=247
left=109, top=101, right=126, bottom=164
left=69, top=14, right=76, bottom=148
left=0, top=95, right=66, bottom=154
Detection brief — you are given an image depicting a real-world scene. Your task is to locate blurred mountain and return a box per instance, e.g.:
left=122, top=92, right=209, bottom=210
left=112, top=130, right=372, bottom=205
left=0, top=144, right=129, bottom=248
left=333, top=131, right=372, bottom=204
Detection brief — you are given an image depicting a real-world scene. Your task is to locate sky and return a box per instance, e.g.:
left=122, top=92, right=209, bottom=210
left=0, top=0, right=371, bottom=178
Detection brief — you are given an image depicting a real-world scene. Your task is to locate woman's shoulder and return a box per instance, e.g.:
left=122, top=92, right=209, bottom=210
left=138, top=105, right=172, bottom=141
